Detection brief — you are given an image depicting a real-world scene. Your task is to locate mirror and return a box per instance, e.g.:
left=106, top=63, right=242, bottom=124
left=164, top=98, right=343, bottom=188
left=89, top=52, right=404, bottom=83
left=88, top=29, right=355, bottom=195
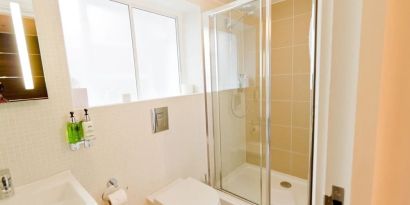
left=59, top=0, right=203, bottom=108
left=0, top=0, right=47, bottom=104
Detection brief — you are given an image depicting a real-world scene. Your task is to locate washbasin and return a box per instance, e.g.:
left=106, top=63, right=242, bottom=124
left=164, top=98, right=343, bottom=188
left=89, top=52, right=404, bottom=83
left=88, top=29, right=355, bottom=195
left=0, top=171, right=97, bottom=205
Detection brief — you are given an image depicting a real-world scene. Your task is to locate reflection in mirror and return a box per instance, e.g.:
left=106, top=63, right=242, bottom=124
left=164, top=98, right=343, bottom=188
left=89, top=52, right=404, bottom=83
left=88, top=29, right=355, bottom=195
left=59, top=0, right=203, bottom=108
left=0, top=0, right=47, bottom=103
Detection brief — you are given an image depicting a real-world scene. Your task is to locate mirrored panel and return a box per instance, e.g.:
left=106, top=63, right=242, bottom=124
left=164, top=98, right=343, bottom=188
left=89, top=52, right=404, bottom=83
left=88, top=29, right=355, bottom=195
left=0, top=0, right=47, bottom=103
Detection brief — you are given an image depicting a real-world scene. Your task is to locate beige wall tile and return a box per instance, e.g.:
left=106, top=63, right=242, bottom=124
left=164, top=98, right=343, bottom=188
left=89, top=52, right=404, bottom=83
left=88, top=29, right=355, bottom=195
left=272, top=47, right=293, bottom=74
left=293, top=14, right=311, bottom=44
left=293, top=74, right=311, bottom=101
left=291, top=153, right=310, bottom=179
left=271, top=125, right=292, bottom=150
left=271, top=101, right=292, bottom=126
left=245, top=87, right=259, bottom=102
left=292, top=102, right=311, bottom=128
left=271, top=149, right=291, bottom=173
left=294, top=0, right=312, bottom=15
left=271, top=0, right=294, bottom=21
left=272, top=18, right=293, bottom=48
left=246, top=139, right=261, bottom=155
left=246, top=150, right=260, bottom=165
left=271, top=75, right=292, bottom=100
left=293, top=45, right=311, bottom=74
left=245, top=0, right=314, bottom=180
left=292, top=128, right=310, bottom=154
left=246, top=100, right=260, bottom=124
left=246, top=122, right=260, bottom=143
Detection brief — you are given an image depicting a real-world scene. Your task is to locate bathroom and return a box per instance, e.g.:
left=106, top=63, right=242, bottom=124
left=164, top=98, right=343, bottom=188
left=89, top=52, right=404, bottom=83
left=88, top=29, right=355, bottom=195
left=0, top=0, right=409, bottom=205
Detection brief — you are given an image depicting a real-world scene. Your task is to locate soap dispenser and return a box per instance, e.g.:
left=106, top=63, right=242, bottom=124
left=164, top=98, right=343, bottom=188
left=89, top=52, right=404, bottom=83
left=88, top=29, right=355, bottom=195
left=82, top=109, right=95, bottom=148
left=66, top=112, right=81, bottom=151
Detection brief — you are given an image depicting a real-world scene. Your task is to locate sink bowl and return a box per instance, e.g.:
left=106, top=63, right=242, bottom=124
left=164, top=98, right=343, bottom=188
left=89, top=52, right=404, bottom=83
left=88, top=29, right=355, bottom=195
left=0, top=171, right=97, bottom=205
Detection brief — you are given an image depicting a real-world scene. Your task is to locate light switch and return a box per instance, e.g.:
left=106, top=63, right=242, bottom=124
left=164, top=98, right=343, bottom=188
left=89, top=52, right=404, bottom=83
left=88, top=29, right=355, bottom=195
left=151, top=107, right=169, bottom=133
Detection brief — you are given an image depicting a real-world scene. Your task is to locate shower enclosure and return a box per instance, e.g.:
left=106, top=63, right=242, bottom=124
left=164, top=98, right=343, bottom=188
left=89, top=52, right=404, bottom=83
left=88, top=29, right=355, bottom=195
left=203, top=0, right=316, bottom=204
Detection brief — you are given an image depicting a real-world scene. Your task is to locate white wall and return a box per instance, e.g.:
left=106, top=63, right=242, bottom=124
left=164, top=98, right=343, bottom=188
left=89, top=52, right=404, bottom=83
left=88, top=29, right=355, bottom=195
left=312, top=0, right=333, bottom=203
left=316, top=0, right=364, bottom=204
left=0, top=1, right=208, bottom=205
left=325, top=0, right=363, bottom=203
left=316, top=0, right=387, bottom=204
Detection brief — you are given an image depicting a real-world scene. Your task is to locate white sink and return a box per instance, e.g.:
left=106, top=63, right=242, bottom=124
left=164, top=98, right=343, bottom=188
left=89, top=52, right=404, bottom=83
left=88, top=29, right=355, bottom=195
left=0, top=171, right=97, bottom=205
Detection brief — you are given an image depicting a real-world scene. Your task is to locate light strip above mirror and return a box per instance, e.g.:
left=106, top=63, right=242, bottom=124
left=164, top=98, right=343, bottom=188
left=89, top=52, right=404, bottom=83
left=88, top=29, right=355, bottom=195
left=10, top=1, right=34, bottom=90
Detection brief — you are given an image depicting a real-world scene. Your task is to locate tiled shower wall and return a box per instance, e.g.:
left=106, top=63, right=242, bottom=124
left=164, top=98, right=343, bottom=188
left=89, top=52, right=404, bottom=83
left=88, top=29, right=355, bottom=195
left=246, top=0, right=313, bottom=179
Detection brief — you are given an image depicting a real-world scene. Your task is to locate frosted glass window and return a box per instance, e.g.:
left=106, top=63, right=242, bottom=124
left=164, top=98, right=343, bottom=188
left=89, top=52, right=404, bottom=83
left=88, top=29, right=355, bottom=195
left=132, top=9, right=181, bottom=100
left=60, top=0, right=185, bottom=107
left=59, top=0, right=137, bottom=107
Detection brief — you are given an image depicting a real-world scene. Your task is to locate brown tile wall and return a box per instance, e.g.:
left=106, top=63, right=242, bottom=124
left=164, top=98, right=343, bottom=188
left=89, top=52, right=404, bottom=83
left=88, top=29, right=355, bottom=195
left=245, top=0, right=313, bottom=179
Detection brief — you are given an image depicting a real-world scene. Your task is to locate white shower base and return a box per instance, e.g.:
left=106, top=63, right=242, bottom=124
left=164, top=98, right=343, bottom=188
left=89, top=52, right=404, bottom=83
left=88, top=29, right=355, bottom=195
left=220, top=163, right=308, bottom=205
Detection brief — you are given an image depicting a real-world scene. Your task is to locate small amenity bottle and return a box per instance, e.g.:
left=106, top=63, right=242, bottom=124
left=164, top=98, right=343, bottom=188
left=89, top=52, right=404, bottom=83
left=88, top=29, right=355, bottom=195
left=82, top=109, right=95, bottom=148
left=66, top=112, right=81, bottom=150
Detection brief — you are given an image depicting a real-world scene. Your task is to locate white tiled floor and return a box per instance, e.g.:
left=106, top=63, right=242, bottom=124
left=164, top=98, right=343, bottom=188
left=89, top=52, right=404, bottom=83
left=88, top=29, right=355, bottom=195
left=222, top=163, right=308, bottom=205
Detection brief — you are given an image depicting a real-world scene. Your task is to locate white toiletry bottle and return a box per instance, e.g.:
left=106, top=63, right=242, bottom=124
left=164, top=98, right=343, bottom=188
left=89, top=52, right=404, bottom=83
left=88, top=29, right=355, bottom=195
left=82, top=109, right=95, bottom=148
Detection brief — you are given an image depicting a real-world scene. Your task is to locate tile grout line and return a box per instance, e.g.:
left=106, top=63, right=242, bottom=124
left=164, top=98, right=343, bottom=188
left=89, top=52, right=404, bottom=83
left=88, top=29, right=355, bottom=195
left=271, top=42, right=309, bottom=50
left=271, top=11, right=312, bottom=23
left=286, top=0, right=295, bottom=174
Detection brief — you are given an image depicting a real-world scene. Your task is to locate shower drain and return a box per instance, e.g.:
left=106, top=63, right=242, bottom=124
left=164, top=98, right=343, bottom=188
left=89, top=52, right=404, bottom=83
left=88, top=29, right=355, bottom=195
left=280, top=181, right=292, bottom=189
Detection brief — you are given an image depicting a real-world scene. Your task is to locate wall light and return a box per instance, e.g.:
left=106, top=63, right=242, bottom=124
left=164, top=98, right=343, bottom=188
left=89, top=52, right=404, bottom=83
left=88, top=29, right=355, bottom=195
left=10, top=2, right=34, bottom=90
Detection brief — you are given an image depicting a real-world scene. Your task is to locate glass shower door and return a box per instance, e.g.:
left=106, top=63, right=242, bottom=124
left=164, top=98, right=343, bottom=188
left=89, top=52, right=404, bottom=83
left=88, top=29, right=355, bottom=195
left=204, top=0, right=316, bottom=204
left=204, top=0, right=265, bottom=204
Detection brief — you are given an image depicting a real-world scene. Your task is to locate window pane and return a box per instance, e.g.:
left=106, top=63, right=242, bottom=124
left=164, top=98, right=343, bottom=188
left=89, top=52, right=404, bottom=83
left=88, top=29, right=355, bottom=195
left=132, top=9, right=180, bottom=100
left=60, top=0, right=137, bottom=107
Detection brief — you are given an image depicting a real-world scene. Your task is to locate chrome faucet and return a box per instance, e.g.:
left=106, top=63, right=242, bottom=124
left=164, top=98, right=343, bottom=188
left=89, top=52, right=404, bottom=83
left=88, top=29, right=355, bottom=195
left=0, top=169, right=14, bottom=200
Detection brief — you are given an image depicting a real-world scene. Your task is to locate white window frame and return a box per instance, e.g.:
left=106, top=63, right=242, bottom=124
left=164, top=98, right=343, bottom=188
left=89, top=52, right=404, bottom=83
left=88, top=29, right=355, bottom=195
left=111, top=0, right=183, bottom=99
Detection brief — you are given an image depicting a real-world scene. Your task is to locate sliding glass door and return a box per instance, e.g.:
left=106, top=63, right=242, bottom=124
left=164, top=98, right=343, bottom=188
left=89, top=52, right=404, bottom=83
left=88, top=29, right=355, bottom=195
left=204, top=0, right=316, bottom=204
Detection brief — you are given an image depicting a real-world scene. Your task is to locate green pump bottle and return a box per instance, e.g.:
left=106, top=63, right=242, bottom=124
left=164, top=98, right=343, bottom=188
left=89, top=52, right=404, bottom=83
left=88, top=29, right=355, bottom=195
left=66, top=112, right=82, bottom=150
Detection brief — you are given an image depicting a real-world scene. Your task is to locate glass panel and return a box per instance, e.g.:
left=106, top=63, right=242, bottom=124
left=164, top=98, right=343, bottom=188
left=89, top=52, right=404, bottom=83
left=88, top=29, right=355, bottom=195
left=59, top=0, right=137, bottom=108
left=269, top=0, right=314, bottom=204
left=132, top=9, right=181, bottom=100
left=208, top=0, right=263, bottom=203
left=206, top=0, right=316, bottom=204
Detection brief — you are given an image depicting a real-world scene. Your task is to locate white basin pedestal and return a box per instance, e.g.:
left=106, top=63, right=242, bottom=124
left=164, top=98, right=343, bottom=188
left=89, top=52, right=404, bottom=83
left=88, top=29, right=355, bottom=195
left=0, top=171, right=97, bottom=205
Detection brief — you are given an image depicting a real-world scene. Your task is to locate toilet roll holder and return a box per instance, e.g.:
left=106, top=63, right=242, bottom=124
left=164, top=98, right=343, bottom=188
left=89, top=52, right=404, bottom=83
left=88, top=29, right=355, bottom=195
left=102, top=178, right=128, bottom=203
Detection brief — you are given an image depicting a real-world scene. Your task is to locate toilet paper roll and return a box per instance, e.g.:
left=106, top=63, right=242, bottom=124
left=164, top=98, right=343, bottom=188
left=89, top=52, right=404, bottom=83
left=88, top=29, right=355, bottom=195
left=107, top=189, right=128, bottom=205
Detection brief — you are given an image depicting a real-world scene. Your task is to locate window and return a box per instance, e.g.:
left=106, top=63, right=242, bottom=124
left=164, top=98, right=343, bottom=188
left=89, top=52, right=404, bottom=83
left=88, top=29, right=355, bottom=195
left=132, top=9, right=181, bottom=100
left=59, top=0, right=184, bottom=107
left=60, top=0, right=137, bottom=107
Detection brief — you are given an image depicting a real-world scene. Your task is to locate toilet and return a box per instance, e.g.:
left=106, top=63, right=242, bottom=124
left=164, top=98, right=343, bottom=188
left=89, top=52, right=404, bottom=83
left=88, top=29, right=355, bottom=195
left=147, top=178, right=221, bottom=205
